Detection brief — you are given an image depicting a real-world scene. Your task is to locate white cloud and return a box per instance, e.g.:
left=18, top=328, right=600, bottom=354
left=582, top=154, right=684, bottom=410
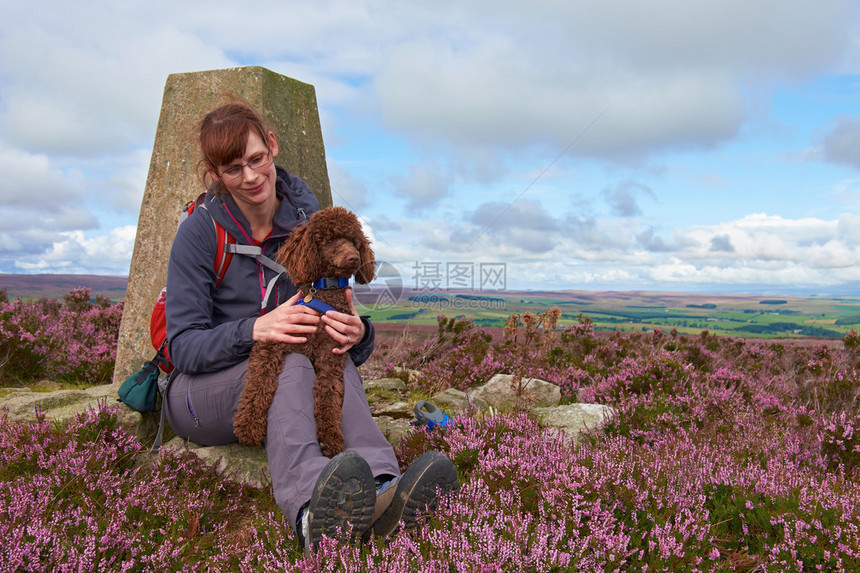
left=836, top=213, right=860, bottom=245
left=602, top=181, right=656, bottom=217
left=2, top=0, right=854, bottom=163
left=327, top=158, right=369, bottom=210
left=391, top=161, right=454, bottom=209
left=10, top=226, right=136, bottom=275
left=679, top=214, right=848, bottom=263
left=470, top=199, right=559, bottom=233
left=0, top=0, right=857, bottom=296
left=365, top=208, right=860, bottom=292
left=638, top=228, right=675, bottom=253
left=0, top=144, right=82, bottom=206
left=822, top=116, right=860, bottom=168
left=0, top=4, right=230, bottom=155
left=101, top=149, right=153, bottom=213
left=371, top=0, right=852, bottom=157
left=0, top=144, right=99, bottom=251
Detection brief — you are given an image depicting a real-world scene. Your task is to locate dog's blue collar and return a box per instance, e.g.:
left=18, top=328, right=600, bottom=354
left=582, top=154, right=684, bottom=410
left=294, top=296, right=338, bottom=314
left=312, top=277, right=350, bottom=290
left=293, top=277, right=349, bottom=314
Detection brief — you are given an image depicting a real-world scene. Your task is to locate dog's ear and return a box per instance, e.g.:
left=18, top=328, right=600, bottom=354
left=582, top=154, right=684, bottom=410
left=354, top=234, right=376, bottom=284
left=279, top=222, right=317, bottom=285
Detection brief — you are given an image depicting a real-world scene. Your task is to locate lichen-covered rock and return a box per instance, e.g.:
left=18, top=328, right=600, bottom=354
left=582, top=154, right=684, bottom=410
left=533, top=404, right=617, bottom=444
left=430, top=388, right=489, bottom=414
left=470, top=373, right=561, bottom=411
left=162, top=438, right=270, bottom=489
left=376, top=401, right=414, bottom=419
left=363, top=378, right=407, bottom=392
left=373, top=415, right=413, bottom=448
left=0, top=384, right=141, bottom=429
left=386, top=367, right=422, bottom=384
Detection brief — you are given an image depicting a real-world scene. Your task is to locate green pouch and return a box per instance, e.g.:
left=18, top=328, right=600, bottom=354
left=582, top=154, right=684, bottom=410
left=117, top=355, right=161, bottom=412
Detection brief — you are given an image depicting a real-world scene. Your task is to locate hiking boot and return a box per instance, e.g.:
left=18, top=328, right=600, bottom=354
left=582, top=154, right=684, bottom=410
left=364, top=450, right=459, bottom=540
left=303, top=450, right=376, bottom=551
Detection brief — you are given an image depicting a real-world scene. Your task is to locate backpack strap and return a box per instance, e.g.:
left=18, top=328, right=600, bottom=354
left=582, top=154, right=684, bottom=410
left=211, top=218, right=235, bottom=287
left=190, top=193, right=289, bottom=309
left=191, top=198, right=235, bottom=287
left=226, top=244, right=286, bottom=273
left=225, top=243, right=287, bottom=310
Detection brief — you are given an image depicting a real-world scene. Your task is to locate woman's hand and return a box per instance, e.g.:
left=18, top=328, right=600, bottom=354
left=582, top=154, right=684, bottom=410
left=321, top=288, right=366, bottom=354
left=252, top=291, right=320, bottom=344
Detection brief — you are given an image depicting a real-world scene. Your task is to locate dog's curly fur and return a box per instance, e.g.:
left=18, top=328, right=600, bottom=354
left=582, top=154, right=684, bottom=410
left=233, top=206, right=376, bottom=456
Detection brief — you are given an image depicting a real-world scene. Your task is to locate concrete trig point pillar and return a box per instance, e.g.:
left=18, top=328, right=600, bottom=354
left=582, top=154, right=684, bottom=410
left=113, top=66, right=333, bottom=384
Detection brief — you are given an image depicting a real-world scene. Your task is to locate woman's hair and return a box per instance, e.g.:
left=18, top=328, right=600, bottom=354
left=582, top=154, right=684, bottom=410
left=197, top=96, right=275, bottom=190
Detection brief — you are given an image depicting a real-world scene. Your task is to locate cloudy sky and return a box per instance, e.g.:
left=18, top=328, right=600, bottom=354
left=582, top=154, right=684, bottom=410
left=2, top=0, right=860, bottom=294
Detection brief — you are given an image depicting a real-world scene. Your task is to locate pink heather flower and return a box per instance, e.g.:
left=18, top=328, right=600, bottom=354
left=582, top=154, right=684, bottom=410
left=4, top=297, right=860, bottom=571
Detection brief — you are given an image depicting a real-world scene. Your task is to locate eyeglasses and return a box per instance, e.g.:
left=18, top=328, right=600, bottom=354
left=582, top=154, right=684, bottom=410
left=218, top=151, right=273, bottom=182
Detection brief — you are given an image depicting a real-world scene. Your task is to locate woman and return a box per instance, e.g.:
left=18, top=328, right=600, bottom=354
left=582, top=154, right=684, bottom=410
left=163, top=100, right=457, bottom=551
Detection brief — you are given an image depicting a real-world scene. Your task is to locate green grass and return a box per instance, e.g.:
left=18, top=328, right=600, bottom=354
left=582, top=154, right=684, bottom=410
left=365, top=290, right=860, bottom=339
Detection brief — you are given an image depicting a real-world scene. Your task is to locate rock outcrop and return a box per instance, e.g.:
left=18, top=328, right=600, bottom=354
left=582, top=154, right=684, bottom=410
left=469, top=373, right=562, bottom=410
left=0, top=384, right=151, bottom=438
left=533, top=403, right=617, bottom=445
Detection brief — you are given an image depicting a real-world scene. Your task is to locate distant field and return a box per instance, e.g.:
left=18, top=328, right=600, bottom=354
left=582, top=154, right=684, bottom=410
left=0, top=274, right=128, bottom=302
left=3, top=275, right=859, bottom=339
left=354, top=287, right=860, bottom=339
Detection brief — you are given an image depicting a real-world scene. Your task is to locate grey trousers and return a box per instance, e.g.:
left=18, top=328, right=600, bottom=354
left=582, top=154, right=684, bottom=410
left=164, top=353, right=401, bottom=529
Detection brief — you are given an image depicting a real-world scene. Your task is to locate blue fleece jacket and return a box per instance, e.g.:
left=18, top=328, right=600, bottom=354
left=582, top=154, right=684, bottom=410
left=165, top=167, right=375, bottom=374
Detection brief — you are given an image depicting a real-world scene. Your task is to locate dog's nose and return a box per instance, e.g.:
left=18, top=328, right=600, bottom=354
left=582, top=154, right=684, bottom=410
left=346, top=253, right=359, bottom=266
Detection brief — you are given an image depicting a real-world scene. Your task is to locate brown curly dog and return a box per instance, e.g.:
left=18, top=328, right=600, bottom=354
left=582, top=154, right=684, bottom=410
left=233, top=206, right=376, bottom=456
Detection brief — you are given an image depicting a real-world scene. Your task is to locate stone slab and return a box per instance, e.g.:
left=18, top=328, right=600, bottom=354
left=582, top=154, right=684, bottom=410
left=470, top=373, right=561, bottom=411
left=533, top=403, right=618, bottom=445
left=430, top=388, right=489, bottom=414
left=162, top=437, right=271, bottom=489
left=0, top=384, right=143, bottom=434
left=363, top=378, right=408, bottom=392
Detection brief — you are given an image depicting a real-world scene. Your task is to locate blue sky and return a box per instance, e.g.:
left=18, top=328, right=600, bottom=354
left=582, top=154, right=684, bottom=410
left=1, top=0, right=860, bottom=294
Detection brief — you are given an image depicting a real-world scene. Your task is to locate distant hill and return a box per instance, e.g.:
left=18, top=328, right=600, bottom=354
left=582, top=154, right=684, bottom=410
left=0, top=274, right=127, bottom=301
left=2, top=277, right=858, bottom=340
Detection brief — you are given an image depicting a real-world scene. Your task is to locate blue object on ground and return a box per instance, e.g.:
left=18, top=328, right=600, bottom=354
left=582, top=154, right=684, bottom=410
left=413, top=400, right=452, bottom=430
